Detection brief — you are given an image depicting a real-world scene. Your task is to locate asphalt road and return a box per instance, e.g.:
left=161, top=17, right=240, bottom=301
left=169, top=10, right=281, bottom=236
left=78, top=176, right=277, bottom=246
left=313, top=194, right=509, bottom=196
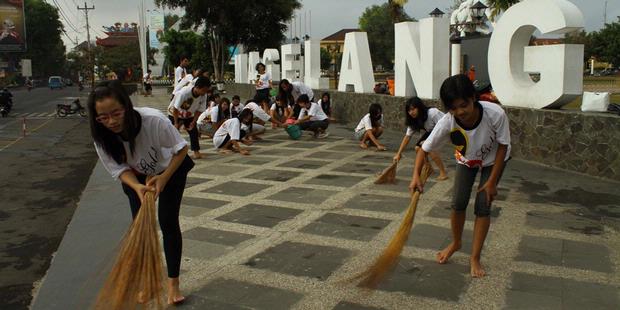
left=0, top=86, right=99, bottom=309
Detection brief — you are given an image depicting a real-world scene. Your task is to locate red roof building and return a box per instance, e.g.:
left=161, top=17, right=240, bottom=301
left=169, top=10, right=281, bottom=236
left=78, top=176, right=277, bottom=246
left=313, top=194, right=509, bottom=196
left=96, top=22, right=139, bottom=49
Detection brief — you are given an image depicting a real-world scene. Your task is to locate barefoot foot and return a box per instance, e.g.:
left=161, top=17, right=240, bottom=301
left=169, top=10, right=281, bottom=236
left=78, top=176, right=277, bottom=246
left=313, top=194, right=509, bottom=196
left=470, top=258, right=486, bottom=278
left=359, top=142, right=368, bottom=149
left=436, top=242, right=461, bottom=264
left=437, top=174, right=449, bottom=181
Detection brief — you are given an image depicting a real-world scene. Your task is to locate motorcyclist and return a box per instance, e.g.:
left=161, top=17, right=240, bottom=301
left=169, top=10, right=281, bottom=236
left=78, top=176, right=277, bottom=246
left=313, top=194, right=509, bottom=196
left=0, top=88, right=13, bottom=108
left=25, top=77, right=33, bottom=90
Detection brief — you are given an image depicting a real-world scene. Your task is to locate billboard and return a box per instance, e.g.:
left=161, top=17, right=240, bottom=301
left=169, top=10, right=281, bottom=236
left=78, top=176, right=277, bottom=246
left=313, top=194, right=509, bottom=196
left=149, top=12, right=164, bottom=49
left=0, top=0, right=26, bottom=52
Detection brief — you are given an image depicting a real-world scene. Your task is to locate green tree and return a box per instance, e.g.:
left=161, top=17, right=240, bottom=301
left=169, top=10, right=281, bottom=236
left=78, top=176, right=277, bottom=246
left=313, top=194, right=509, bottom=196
left=96, top=43, right=156, bottom=81
left=486, top=0, right=521, bottom=20
left=320, top=48, right=331, bottom=71
left=22, top=0, right=66, bottom=78
left=164, top=14, right=180, bottom=30
left=160, top=29, right=211, bottom=72
left=156, top=0, right=301, bottom=81
left=359, top=3, right=413, bottom=71
left=387, top=0, right=409, bottom=23
left=565, top=30, right=593, bottom=63
left=588, top=17, right=620, bottom=66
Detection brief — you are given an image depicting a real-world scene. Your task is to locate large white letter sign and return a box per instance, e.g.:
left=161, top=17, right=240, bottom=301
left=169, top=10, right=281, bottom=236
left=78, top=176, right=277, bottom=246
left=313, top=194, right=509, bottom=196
left=262, top=48, right=281, bottom=82
left=338, top=32, right=375, bottom=93
left=394, top=17, right=449, bottom=99
left=234, top=53, right=248, bottom=84
left=281, top=44, right=303, bottom=81
left=304, top=39, right=329, bottom=89
left=488, top=0, right=584, bottom=109
left=247, top=51, right=261, bottom=84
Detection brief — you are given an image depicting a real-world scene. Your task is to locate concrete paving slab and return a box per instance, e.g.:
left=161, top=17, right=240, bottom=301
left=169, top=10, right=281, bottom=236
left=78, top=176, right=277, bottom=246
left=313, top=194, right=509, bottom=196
left=343, top=193, right=411, bottom=214
left=304, top=174, right=366, bottom=187
left=267, top=187, right=338, bottom=204
left=193, top=278, right=303, bottom=310
left=216, top=204, right=303, bottom=228
left=245, top=169, right=302, bottom=182
left=299, top=213, right=391, bottom=241
left=203, top=181, right=271, bottom=197
left=184, top=227, right=254, bottom=246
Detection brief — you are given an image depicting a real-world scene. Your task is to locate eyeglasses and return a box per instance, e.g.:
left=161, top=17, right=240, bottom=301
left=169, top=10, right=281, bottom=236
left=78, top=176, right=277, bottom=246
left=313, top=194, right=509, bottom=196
left=96, top=108, right=125, bottom=123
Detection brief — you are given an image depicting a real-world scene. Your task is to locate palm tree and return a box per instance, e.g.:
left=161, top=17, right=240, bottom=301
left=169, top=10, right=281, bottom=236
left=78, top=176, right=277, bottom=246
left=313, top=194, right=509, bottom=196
left=486, top=0, right=521, bottom=21
left=388, top=0, right=409, bottom=23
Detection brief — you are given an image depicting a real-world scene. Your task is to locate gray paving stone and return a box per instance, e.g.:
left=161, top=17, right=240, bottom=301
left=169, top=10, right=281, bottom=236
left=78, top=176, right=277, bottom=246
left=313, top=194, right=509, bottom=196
left=371, top=177, right=435, bottom=193
left=375, top=258, right=470, bottom=302
left=357, top=153, right=397, bottom=164
left=193, top=278, right=303, bottom=310
left=333, top=302, right=385, bottom=310
left=505, top=272, right=620, bottom=310
left=184, top=227, right=254, bottom=246
left=256, top=147, right=304, bottom=156
left=182, top=197, right=230, bottom=209
left=223, top=155, right=275, bottom=166
left=504, top=290, right=562, bottom=310
left=194, top=164, right=244, bottom=176
left=215, top=204, right=303, bottom=228
left=299, top=213, right=390, bottom=241
left=278, top=159, right=330, bottom=169
left=333, top=162, right=387, bottom=175
left=267, top=187, right=338, bottom=204
left=183, top=295, right=247, bottom=310
left=525, top=209, right=604, bottom=235
left=246, top=241, right=351, bottom=281
left=327, top=144, right=361, bottom=153
left=203, top=181, right=271, bottom=197
left=245, top=169, right=302, bottom=182
left=185, top=177, right=210, bottom=187
left=304, top=174, right=366, bottom=187
left=285, top=141, right=326, bottom=149
left=406, top=224, right=474, bottom=255
left=308, top=150, right=351, bottom=160
left=427, top=200, right=501, bottom=221
left=180, top=205, right=209, bottom=217
left=343, top=193, right=411, bottom=214
left=183, top=239, right=230, bottom=260
left=253, top=138, right=285, bottom=146
left=515, top=236, right=613, bottom=272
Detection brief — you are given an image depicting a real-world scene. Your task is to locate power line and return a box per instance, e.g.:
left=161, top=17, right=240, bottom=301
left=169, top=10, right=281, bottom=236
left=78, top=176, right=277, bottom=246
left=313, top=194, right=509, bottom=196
left=78, top=1, right=95, bottom=89
left=51, top=0, right=81, bottom=34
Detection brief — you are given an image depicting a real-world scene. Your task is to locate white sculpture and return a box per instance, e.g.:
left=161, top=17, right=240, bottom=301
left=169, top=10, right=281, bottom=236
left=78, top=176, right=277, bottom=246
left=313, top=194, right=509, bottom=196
left=281, top=44, right=303, bottom=82
left=262, top=48, right=281, bottom=82
left=338, top=32, right=375, bottom=93
left=488, top=0, right=584, bottom=109
left=234, top=53, right=248, bottom=84
left=304, top=39, right=329, bottom=89
left=394, top=17, right=450, bottom=99
left=450, top=0, right=493, bottom=36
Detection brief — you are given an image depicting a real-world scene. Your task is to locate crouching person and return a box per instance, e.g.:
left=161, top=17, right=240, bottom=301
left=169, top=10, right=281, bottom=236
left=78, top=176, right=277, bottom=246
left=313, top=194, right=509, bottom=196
left=295, top=95, right=329, bottom=138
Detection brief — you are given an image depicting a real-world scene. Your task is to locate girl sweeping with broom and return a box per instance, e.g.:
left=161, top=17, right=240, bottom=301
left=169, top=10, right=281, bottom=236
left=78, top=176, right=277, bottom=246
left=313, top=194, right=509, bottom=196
left=394, top=97, right=448, bottom=181
left=410, top=74, right=510, bottom=278
left=88, top=80, right=193, bottom=305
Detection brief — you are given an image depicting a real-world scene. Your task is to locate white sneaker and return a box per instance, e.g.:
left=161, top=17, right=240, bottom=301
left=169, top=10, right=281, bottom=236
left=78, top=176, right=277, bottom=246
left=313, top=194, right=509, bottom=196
left=317, top=132, right=330, bottom=139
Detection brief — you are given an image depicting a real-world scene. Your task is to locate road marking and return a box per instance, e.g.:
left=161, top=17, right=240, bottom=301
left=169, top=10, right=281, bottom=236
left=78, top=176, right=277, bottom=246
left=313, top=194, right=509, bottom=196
left=0, top=118, right=55, bottom=152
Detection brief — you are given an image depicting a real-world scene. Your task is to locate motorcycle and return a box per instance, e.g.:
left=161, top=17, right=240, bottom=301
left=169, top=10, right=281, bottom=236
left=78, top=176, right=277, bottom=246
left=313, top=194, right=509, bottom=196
left=78, top=81, right=84, bottom=91
left=57, top=99, right=86, bottom=117
left=0, top=90, right=12, bottom=117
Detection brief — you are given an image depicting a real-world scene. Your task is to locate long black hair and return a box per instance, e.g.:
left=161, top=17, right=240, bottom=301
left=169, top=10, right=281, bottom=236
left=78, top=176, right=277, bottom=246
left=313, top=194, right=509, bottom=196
left=369, top=103, right=383, bottom=128
left=405, top=97, right=429, bottom=131
left=88, top=80, right=141, bottom=165
left=274, top=95, right=287, bottom=116
left=278, top=79, right=295, bottom=107
left=216, top=97, right=231, bottom=122
left=238, top=108, right=253, bottom=133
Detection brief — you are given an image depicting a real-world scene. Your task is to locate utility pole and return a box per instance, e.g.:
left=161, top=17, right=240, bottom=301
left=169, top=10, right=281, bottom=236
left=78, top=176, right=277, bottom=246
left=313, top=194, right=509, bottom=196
left=604, top=0, right=608, bottom=25
left=78, top=2, right=95, bottom=89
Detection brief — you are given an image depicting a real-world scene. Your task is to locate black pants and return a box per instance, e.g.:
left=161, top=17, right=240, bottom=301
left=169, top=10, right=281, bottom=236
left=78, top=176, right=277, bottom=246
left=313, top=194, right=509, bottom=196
left=217, top=130, right=247, bottom=149
left=299, top=119, right=329, bottom=132
left=255, top=88, right=271, bottom=101
left=121, top=155, right=194, bottom=278
left=168, top=116, right=200, bottom=151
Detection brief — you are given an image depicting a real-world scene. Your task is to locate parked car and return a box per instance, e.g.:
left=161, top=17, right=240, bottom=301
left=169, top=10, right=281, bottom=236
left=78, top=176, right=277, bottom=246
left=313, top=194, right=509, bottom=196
left=64, top=78, right=73, bottom=86
left=48, top=76, right=64, bottom=90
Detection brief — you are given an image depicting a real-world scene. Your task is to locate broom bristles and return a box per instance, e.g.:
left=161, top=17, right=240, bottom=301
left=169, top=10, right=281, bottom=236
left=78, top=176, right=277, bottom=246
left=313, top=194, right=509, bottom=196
left=95, top=191, right=164, bottom=310
left=375, top=161, right=398, bottom=184
left=356, top=163, right=433, bottom=289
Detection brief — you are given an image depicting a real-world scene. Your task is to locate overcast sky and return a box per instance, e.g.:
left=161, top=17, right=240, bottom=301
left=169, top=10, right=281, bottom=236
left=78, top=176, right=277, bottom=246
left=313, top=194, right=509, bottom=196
left=58, top=0, right=619, bottom=49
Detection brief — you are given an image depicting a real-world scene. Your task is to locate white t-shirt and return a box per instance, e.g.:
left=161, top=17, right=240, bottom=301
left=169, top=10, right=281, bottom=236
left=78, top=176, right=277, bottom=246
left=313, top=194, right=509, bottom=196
left=270, top=102, right=288, bottom=116
left=213, top=118, right=242, bottom=148
left=405, top=108, right=445, bottom=136
left=422, top=101, right=511, bottom=168
left=174, top=66, right=186, bottom=87
left=210, top=105, right=230, bottom=123
left=256, top=72, right=271, bottom=90
left=355, top=113, right=384, bottom=133
left=291, top=81, right=313, bottom=101
left=299, top=102, right=328, bottom=121
left=230, top=103, right=244, bottom=117
left=168, top=86, right=206, bottom=119
left=197, top=110, right=210, bottom=124
left=142, top=73, right=151, bottom=84
left=244, top=102, right=271, bottom=122
left=95, top=107, right=187, bottom=180
left=172, top=74, right=194, bottom=95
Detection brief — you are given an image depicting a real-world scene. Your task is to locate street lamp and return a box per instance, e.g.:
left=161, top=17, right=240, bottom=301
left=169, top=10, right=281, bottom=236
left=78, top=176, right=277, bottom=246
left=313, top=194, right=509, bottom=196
left=471, top=1, right=488, bottom=22
left=429, top=8, right=445, bottom=18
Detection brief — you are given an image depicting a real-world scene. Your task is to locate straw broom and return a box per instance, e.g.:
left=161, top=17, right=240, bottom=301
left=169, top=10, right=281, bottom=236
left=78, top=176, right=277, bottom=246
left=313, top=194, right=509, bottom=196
left=95, top=191, right=164, bottom=310
left=374, top=161, right=398, bottom=184
left=355, top=162, right=434, bottom=289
